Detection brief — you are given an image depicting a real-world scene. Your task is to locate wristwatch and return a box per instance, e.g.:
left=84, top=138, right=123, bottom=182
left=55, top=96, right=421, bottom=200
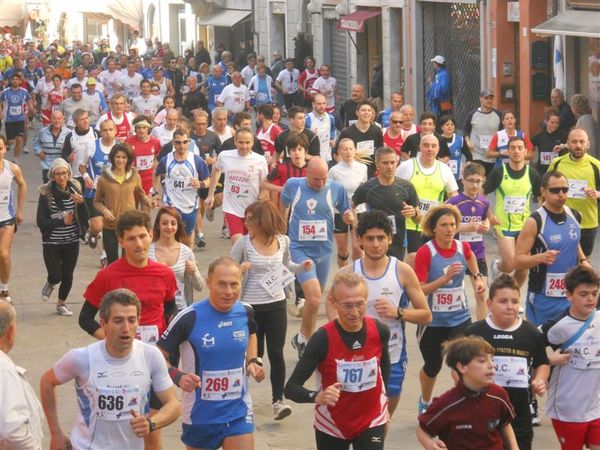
left=472, top=273, right=483, bottom=279
left=146, top=417, right=157, bottom=433
left=396, top=307, right=405, bottom=320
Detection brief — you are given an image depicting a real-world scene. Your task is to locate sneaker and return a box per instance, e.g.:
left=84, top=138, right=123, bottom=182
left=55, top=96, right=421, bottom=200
left=23, top=147, right=30, bottom=154
left=294, top=297, right=305, bottom=318
left=88, top=233, right=98, bottom=249
left=290, top=333, right=306, bottom=360
left=205, top=207, right=215, bottom=222
left=272, top=400, right=292, bottom=421
left=100, top=256, right=108, bottom=268
left=56, top=304, right=73, bottom=316
left=489, top=258, right=502, bottom=282
left=41, top=282, right=56, bottom=302
left=418, top=396, right=430, bottom=415
left=221, top=225, right=230, bottom=239
left=195, top=234, right=207, bottom=249
left=530, top=399, right=541, bottom=426
left=0, top=290, right=12, bottom=304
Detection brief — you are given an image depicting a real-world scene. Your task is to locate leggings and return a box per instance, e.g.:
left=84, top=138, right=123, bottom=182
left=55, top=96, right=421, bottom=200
left=103, top=228, right=120, bottom=263
left=43, top=242, right=79, bottom=301
left=315, top=424, right=386, bottom=450
left=252, top=300, right=287, bottom=403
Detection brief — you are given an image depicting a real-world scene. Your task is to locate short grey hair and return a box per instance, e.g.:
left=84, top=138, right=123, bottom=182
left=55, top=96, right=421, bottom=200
left=0, top=302, right=16, bottom=337
left=212, top=107, right=228, bottom=118
left=72, top=108, right=89, bottom=123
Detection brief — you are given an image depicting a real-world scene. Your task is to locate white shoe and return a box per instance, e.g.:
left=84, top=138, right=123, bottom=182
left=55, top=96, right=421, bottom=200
left=56, top=304, right=73, bottom=316
left=489, top=258, right=502, bottom=282
left=272, top=400, right=292, bottom=420
left=294, top=297, right=305, bottom=318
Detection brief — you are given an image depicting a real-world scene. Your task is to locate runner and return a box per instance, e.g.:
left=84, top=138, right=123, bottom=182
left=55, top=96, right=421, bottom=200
left=274, top=106, right=320, bottom=161
left=33, top=110, right=69, bottom=182
left=262, top=131, right=308, bottom=203
left=339, top=84, right=365, bottom=128
left=62, top=109, right=100, bottom=176
left=0, top=73, right=34, bottom=164
left=154, top=127, right=210, bottom=247
left=416, top=336, right=519, bottom=450
left=439, top=114, right=472, bottom=182
left=206, top=128, right=268, bottom=244
left=548, top=128, right=600, bottom=257
left=483, top=136, right=542, bottom=288
left=256, top=104, right=282, bottom=163
left=306, top=93, right=336, bottom=163
left=41, top=289, right=179, bottom=450
left=117, top=60, right=144, bottom=99
left=96, top=94, right=135, bottom=143
left=466, top=274, right=550, bottom=450
left=400, top=112, right=450, bottom=160
left=486, top=110, right=534, bottom=168
left=413, top=204, right=485, bottom=414
left=541, top=265, right=600, bottom=450
left=126, top=115, right=162, bottom=196
left=531, top=109, right=567, bottom=176
left=157, top=257, right=265, bottom=450
left=514, top=170, right=589, bottom=326
left=78, top=211, right=178, bottom=450
left=204, top=65, right=229, bottom=113
left=284, top=272, right=390, bottom=450
left=150, top=108, right=179, bottom=147
left=338, top=210, right=431, bottom=415
left=132, top=79, right=163, bottom=118
left=382, top=110, right=406, bottom=161
left=0, top=136, right=26, bottom=303
left=281, top=157, right=354, bottom=356
left=311, top=65, right=337, bottom=114
left=32, top=66, right=55, bottom=126
left=298, top=56, right=319, bottom=109
left=376, top=92, right=404, bottom=128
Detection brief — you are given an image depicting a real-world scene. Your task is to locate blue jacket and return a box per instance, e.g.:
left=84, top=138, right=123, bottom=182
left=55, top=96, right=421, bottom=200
left=426, top=67, right=451, bottom=115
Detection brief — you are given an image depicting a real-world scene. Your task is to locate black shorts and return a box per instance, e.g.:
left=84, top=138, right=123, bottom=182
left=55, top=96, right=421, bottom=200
left=0, top=218, right=16, bottom=228
left=407, top=229, right=430, bottom=253
left=581, top=227, right=598, bottom=257
left=315, top=424, right=385, bottom=450
left=466, top=258, right=488, bottom=277
left=334, top=213, right=350, bottom=233
left=5, top=121, right=25, bottom=140
left=417, top=319, right=471, bottom=378
left=84, top=197, right=102, bottom=219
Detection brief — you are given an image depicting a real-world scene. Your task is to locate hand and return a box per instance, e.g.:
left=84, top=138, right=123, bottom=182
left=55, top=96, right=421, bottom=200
left=38, top=151, right=46, bottom=160
left=15, top=211, right=23, bottom=225
left=469, top=221, right=480, bottom=232
left=302, top=259, right=313, bottom=271
left=531, top=378, right=547, bottom=396
left=429, top=439, right=448, bottom=450
left=129, top=410, right=150, bottom=437
left=585, top=187, right=599, bottom=199
left=179, top=372, right=202, bottom=392
left=247, top=362, right=265, bottom=382
left=479, top=219, right=490, bottom=233
left=489, top=214, right=500, bottom=226
left=205, top=156, right=216, bottom=165
left=342, top=209, right=355, bottom=225
left=444, top=262, right=463, bottom=283
left=550, top=349, right=571, bottom=366
left=67, top=152, right=75, bottom=162
left=84, top=177, right=94, bottom=190
left=240, top=261, right=251, bottom=273
left=71, top=192, right=84, bottom=205
left=374, top=298, right=398, bottom=319
left=401, top=202, right=416, bottom=218
left=315, top=382, right=342, bottom=407
left=473, top=278, right=486, bottom=295
left=63, top=211, right=75, bottom=225
left=205, top=195, right=215, bottom=208
left=552, top=145, right=562, bottom=153
left=102, top=208, right=116, bottom=222
left=539, top=250, right=559, bottom=265
left=50, top=432, right=73, bottom=450
left=185, top=260, right=196, bottom=274
left=189, top=178, right=201, bottom=188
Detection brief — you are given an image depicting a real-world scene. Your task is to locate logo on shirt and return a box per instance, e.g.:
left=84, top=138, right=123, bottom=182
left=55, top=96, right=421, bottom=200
left=201, top=333, right=215, bottom=347
left=455, top=424, right=473, bottom=430
left=218, top=321, right=233, bottom=328
left=493, top=334, right=513, bottom=340
left=352, top=340, right=362, bottom=350
left=97, top=371, right=108, bottom=379
left=487, top=418, right=500, bottom=432
left=380, top=287, right=394, bottom=297
left=569, top=225, right=578, bottom=241
left=306, top=199, right=318, bottom=214
left=233, top=330, right=247, bottom=341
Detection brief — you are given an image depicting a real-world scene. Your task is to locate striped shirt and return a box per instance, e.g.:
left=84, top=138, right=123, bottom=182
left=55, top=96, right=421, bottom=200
left=44, top=196, right=79, bottom=245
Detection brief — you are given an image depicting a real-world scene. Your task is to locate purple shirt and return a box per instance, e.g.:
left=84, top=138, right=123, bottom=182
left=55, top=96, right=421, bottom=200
left=446, top=192, right=489, bottom=259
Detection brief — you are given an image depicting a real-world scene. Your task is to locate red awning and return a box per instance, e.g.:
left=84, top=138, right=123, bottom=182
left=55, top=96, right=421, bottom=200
left=337, top=9, right=381, bottom=32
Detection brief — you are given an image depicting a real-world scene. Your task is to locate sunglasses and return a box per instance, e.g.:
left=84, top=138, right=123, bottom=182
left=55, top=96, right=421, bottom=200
left=173, top=139, right=190, bottom=145
left=391, top=120, right=403, bottom=124
left=548, top=187, right=569, bottom=194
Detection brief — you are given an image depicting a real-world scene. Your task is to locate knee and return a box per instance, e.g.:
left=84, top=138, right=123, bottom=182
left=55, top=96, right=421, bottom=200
left=0, top=249, right=11, bottom=261
left=422, top=358, right=442, bottom=378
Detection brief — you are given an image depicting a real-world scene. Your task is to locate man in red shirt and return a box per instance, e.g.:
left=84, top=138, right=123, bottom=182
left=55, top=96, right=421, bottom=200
left=78, top=210, right=177, bottom=450
left=125, top=115, right=161, bottom=196
left=382, top=110, right=406, bottom=161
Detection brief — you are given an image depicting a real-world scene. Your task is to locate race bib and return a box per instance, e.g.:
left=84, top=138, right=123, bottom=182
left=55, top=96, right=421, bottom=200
left=259, top=265, right=295, bottom=297
left=135, top=325, right=159, bottom=345
left=447, top=159, right=458, bottom=175
left=387, top=215, right=397, bottom=235
left=256, top=92, right=269, bottom=102
left=479, top=135, right=492, bottom=150
left=336, top=357, right=378, bottom=393
left=0, top=188, right=10, bottom=208
left=459, top=231, right=483, bottom=242
left=545, top=272, right=566, bottom=297
left=136, top=154, right=154, bottom=171
left=567, top=179, right=588, bottom=199
left=201, top=368, right=243, bottom=401
left=354, top=203, right=368, bottom=214
left=540, top=152, right=555, bottom=165
left=503, top=196, right=526, bottom=214
left=357, top=140, right=375, bottom=156
left=568, top=338, right=600, bottom=370
left=419, top=199, right=439, bottom=215
left=8, top=105, right=22, bottom=116
left=432, top=287, right=466, bottom=312
left=96, top=385, right=142, bottom=421
left=493, top=356, right=528, bottom=389
left=169, top=177, right=191, bottom=191
left=299, top=220, right=327, bottom=241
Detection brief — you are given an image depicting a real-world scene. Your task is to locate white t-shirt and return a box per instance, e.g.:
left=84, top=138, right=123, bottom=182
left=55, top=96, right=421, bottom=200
left=276, top=69, right=300, bottom=94
left=98, top=69, right=121, bottom=98
left=132, top=95, right=163, bottom=117
left=150, top=124, right=176, bottom=147
left=32, top=78, right=54, bottom=110
left=67, top=77, right=87, bottom=89
left=240, top=65, right=256, bottom=87
left=216, top=150, right=268, bottom=217
left=208, top=125, right=235, bottom=145
left=311, top=76, right=337, bottom=109
left=118, top=72, right=144, bottom=98
left=217, top=84, right=250, bottom=114
left=395, top=157, right=459, bottom=193
left=328, top=160, right=368, bottom=199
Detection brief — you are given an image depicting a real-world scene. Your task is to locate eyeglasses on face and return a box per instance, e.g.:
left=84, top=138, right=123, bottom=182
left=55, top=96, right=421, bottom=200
left=548, top=186, right=569, bottom=194
left=339, top=301, right=367, bottom=311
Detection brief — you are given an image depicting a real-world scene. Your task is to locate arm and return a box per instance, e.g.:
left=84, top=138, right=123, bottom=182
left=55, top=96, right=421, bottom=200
left=11, top=164, right=27, bottom=225
left=246, top=332, right=265, bottom=382
left=466, top=251, right=486, bottom=295
left=205, top=167, right=223, bottom=207
left=416, top=425, right=447, bottom=450
left=530, top=364, right=550, bottom=396
left=78, top=301, right=105, bottom=339
left=500, top=423, right=519, bottom=450
left=420, top=262, right=462, bottom=296
left=39, top=369, right=72, bottom=450
left=399, top=263, right=432, bottom=325
left=130, top=386, right=179, bottom=437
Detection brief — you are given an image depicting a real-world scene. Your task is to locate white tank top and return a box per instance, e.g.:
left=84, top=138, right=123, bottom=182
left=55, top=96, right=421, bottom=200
left=0, top=161, right=15, bottom=222
left=156, top=77, right=168, bottom=98
left=70, top=340, right=152, bottom=450
left=353, top=257, right=406, bottom=363
left=164, top=152, right=199, bottom=214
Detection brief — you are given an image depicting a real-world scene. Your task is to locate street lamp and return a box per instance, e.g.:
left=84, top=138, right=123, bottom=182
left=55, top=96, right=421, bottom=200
left=307, top=0, right=322, bottom=15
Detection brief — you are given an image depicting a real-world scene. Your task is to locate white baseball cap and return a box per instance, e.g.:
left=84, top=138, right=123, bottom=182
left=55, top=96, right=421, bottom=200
left=431, top=55, right=445, bottom=64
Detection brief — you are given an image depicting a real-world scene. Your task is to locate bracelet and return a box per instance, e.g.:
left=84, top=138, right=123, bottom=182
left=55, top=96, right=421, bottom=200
left=472, top=273, right=483, bottom=279
left=396, top=307, right=405, bottom=320
left=580, top=258, right=589, bottom=263
left=247, top=357, right=263, bottom=367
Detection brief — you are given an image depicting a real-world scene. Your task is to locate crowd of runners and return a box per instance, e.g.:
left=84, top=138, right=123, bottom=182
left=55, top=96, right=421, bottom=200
left=0, top=32, right=599, bottom=450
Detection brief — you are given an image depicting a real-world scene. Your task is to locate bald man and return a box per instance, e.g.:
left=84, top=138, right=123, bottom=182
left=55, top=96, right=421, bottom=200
left=281, top=157, right=355, bottom=358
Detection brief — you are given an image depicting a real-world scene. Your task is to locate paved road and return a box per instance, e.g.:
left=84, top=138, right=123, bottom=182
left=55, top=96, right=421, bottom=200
left=8, top=135, right=597, bottom=449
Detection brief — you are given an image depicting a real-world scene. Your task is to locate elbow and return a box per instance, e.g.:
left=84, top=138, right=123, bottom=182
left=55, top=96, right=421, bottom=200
left=423, top=310, right=433, bottom=324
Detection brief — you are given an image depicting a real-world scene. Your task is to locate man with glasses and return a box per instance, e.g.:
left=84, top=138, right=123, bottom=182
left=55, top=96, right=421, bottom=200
left=285, top=272, right=390, bottom=450
left=382, top=110, right=407, bottom=159
left=515, top=170, right=591, bottom=326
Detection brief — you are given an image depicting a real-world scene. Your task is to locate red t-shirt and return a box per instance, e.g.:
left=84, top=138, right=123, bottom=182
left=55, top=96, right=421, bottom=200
left=298, top=68, right=320, bottom=100
left=125, top=136, right=161, bottom=194
left=382, top=129, right=404, bottom=157
left=419, top=381, right=515, bottom=450
left=84, top=258, right=177, bottom=335
left=414, top=240, right=473, bottom=282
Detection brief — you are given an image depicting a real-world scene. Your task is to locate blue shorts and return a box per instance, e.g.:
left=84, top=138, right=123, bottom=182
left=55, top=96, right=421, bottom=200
left=181, top=414, right=254, bottom=450
left=526, top=291, right=570, bottom=327
left=387, top=359, right=407, bottom=397
left=293, top=252, right=332, bottom=288
left=178, top=208, right=198, bottom=236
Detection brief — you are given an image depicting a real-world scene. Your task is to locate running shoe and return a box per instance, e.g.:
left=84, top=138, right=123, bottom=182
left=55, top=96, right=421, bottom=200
left=0, top=290, right=12, bottom=304
left=221, top=224, right=230, bottom=239
left=272, top=400, right=292, bottom=421
left=530, top=399, right=541, bottom=426
left=205, top=207, right=215, bottom=222
left=23, top=147, right=30, bottom=154
left=195, top=233, right=207, bottom=249
left=294, top=297, right=305, bottom=318
left=418, top=396, right=429, bottom=415
left=56, top=304, right=73, bottom=316
left=291, top=333, right=306, bottom=360
left=41, top=282, right=56, bottom=302
left=100, top=256, right=108, bottom=268
left=88, top=233, right=98, bottom=249
left=489, top=258, right=502, bottom=282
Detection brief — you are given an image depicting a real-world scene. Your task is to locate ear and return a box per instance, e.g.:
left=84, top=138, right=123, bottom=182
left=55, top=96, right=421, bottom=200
left=455, top=361, right=468, bottom=376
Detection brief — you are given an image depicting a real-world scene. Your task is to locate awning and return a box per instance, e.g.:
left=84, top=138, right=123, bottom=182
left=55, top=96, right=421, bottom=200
left=337, top=9, right=381, bottom=33
left=532, top=9, right=600, bottom=38
left=198, top=9, right=251, bottom=28
left=0, top=1, right=26, bottom=27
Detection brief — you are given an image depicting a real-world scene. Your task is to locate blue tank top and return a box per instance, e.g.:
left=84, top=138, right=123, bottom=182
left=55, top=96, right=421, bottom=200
left=446, top=133, right=464, bottom=180
left=85, top=140, right=111, bottom=198
left=426, top=240, right=470, bottom=327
